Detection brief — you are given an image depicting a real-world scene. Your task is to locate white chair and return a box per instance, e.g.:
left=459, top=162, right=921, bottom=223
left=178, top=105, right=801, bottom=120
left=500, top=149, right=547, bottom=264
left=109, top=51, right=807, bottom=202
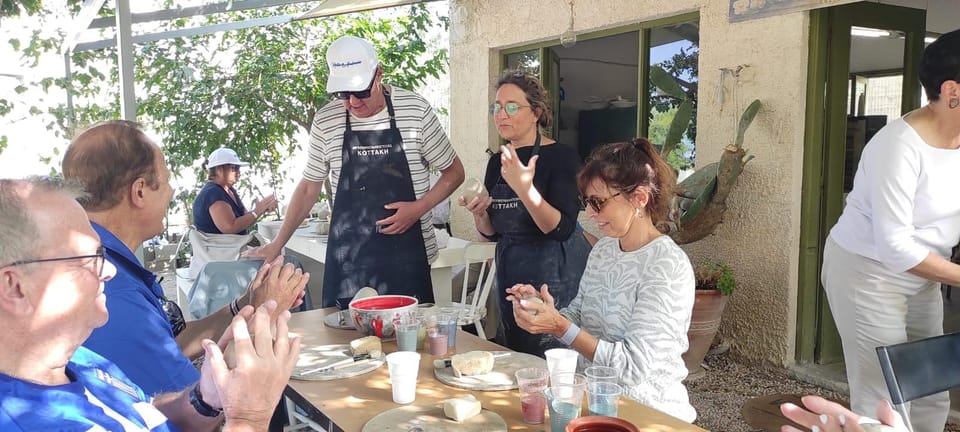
left=455, top=242, right=497, bottom=339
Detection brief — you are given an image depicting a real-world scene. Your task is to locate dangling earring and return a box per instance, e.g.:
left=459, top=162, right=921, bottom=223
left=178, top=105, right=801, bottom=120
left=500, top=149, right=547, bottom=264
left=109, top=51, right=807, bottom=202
left=950, top=98, right=960, bottom=109
left=635, top=207, right=642, bottom=219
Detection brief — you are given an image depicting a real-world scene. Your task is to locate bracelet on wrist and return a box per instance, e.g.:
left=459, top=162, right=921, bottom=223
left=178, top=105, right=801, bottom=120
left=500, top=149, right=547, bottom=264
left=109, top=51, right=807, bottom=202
left=250, top=209, right=258, bottom=219
left=558, top=321, right=580, bottom=346
left=189, top=384, right=223, bottom=418
left=477, top=229, right=496, bottom=238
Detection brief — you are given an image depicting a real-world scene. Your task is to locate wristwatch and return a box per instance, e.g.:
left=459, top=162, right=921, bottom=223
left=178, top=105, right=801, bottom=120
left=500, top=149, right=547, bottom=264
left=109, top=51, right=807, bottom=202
left=189, top=384, right=223, bottom=418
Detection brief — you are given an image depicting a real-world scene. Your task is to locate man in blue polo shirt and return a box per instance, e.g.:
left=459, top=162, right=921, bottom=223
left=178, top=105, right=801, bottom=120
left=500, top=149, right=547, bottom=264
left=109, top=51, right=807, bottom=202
left=61, top=120, right=308, bottom=395
left=0, top=176, right=300, bottom=431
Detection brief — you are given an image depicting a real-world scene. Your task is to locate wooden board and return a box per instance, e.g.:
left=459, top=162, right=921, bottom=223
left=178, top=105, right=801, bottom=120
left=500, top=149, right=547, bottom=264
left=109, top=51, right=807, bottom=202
left=434, top=351, right=546, bottom=391
left=361, top=403, right=506, bottom=432
left=291, top=344, right=383, bottom=381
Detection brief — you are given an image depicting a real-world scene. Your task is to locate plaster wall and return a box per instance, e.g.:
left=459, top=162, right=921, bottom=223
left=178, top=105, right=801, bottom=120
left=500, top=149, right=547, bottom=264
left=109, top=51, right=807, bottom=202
left=448, top=0, right=810, bottom=366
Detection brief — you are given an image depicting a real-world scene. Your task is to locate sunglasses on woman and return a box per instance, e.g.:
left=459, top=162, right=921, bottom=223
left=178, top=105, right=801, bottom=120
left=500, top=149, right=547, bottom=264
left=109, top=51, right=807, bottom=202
left=489, top=102, right=531, bottom=116
left=580, top=192, right=621, bottom=213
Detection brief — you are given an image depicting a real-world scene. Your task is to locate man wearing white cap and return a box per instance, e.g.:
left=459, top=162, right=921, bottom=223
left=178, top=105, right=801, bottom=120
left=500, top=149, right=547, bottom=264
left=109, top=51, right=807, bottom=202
left=254, top=35, right=464, bottom=308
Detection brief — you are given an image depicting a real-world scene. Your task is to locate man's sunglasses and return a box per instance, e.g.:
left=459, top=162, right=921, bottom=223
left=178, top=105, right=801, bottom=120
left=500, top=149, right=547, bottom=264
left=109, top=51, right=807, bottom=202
left=332, top=75, right=376, bottom=100
left=161, top=296, right=186, bottom=337
left=3, top=246, right=107, bottom=278
left=580, top=192, right=621, bottom=213
left=489, top=102, right=531, bottom=116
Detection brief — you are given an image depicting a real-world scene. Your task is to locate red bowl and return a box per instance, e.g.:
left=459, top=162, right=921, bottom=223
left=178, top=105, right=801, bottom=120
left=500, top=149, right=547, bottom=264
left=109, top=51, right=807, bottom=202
left=349, top=295, right=418, bottom=340
left=565, top=416, right=640, bottom=432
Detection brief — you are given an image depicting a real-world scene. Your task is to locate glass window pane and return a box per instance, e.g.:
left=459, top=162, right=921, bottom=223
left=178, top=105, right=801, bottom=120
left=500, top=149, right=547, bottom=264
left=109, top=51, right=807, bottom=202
left=647, top=20, right=699, bottom=173
left=504, top=50, right=540, bottom=75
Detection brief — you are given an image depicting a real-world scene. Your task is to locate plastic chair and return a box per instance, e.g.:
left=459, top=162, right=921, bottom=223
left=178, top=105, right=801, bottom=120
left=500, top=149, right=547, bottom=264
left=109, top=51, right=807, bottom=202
left=454, top=242, right=497, bottom=339
left=876, top=331, right=960, bottom=432
left=187, top=258, right=313, bottom=319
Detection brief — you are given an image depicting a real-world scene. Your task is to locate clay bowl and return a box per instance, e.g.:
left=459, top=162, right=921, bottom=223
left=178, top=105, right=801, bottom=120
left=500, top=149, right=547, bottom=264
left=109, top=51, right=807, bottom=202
left=566, top=416, right=640, bottom=432
left=349, top=295, right=418, bottom=340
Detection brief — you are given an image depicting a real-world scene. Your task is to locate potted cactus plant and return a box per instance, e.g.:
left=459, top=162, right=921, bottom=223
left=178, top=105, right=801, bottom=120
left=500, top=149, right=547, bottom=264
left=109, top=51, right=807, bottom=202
left=649, top=65, right=762, bottom=379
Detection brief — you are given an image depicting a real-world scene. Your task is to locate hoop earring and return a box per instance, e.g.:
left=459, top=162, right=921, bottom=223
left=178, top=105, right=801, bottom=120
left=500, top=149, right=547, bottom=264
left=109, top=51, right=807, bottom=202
left=950, top=98, right=960, bottom=109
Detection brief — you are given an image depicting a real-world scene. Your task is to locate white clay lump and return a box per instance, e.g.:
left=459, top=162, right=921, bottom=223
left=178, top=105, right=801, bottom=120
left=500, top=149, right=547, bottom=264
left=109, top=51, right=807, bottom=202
left=349, top=336, right=381, bottom=356
left=522, top=295, right=544, bottom=316
left=451, top=351, right=495, bottom=377
left=460, top=178, right=488, bottom=203
left=443, top=394, right=482, bottom=422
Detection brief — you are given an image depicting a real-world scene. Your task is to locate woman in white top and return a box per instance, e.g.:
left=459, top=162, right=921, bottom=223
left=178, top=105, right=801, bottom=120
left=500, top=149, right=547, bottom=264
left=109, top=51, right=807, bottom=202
left=821, top=28, right=960, bottom=432
left=506, top=138, right=696, bottom=422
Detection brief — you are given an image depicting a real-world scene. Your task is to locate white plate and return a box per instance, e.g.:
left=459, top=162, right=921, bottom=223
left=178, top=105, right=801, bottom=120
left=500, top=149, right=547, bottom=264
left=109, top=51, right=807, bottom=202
left=323, top=310, right=356, bottom=330
left=362, top=404, right=506, bottom=432
left=434, top=351, right=546, bottom=391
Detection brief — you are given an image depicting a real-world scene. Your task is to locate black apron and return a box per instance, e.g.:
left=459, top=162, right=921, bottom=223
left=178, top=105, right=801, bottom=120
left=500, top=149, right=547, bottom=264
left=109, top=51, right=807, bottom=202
left=488, top=133, right=591, bottom=356
left=321, top=91, right=433, bottom=308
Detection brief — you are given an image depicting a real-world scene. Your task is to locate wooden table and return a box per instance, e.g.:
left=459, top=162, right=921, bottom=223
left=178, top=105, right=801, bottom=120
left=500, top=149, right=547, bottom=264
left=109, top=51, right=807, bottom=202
left=259, top=220, right=474, bottom=305
left=284, top=308, right=707, bottom=432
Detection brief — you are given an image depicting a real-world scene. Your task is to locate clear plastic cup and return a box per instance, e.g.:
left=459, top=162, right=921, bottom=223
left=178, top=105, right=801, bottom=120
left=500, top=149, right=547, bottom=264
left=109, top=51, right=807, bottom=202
left=545, top=348, right=578, bottom=377
left=585, top=365, right=619, bottom=384
left=586, top=381, right=622, bottom=417
left=515, top=367, right=549, bottom=424
left=545, top=384, right=584, bottom=432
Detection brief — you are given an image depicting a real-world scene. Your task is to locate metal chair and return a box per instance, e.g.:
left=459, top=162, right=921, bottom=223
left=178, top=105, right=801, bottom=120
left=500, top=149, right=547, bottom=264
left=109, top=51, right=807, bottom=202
left=454, top=242, right=497, bottom=339
left=876, top=331, right=960, bottom=432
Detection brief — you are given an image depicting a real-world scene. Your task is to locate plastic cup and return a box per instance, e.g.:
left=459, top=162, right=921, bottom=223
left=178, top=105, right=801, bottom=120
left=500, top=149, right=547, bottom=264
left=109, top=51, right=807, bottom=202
left=436, top=307, right=458, bottom=348
left=585, top=365, right=619, bottom=384
left=545, top=348, right=578, bottom=377
left=395, top=322, right=419, bottom=352
left=545, top=385, right=584, bottom=432
left=515, top=367, right=549, bottom=424
left=550, top=372, right=586, bottom=390
left=385, top=352, right=421, bottom=404
left=586, top=381, right=622, bottom=417
left=427, top=330, right=447, bottom=356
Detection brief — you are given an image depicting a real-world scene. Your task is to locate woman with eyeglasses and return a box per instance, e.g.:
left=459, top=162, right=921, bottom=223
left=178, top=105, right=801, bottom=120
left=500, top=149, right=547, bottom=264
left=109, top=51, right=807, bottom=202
left=505, top=139, right=697, bottom=423
left=459, top=70, right=591, bottom=355
left=192, top=147, right=277, bottom=235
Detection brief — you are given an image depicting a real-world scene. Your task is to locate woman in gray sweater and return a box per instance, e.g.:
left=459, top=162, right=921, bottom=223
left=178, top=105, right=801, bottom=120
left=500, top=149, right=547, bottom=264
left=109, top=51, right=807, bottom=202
left=507, top=138, right=696, bottom=422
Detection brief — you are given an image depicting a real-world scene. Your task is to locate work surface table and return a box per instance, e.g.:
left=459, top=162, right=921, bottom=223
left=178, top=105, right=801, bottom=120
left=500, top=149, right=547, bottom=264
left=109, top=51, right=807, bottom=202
left=283, top=308, right=707, bottom=432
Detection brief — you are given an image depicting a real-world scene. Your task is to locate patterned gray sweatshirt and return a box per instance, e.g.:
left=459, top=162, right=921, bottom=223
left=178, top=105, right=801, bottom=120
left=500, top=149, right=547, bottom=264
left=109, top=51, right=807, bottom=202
left=560, top=235, right=697, bottom=423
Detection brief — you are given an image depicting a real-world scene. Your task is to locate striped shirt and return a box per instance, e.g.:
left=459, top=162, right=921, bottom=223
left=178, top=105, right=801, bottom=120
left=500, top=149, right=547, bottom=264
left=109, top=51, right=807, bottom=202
left=303, top=86, right=457, bottom=262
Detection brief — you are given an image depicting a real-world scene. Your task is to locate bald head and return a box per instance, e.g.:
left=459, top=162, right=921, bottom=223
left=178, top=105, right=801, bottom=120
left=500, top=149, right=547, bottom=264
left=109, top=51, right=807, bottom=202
left=62, top=120, right=160, bottom=212
left=0, top=177, right=87, bottom=266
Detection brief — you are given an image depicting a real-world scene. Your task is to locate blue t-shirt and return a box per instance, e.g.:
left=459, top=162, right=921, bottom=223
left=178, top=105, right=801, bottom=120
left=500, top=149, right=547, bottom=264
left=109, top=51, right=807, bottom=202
left=0, top=347, right=178, bottom=431
left=192, top=182, right=248, bottom=234
left=83, top=223, right=200, bottom=395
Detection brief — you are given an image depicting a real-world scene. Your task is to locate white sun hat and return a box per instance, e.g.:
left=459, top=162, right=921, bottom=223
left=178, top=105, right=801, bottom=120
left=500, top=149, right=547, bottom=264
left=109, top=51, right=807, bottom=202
left=325, top=35, right=379, bottom=93
left=206, top=148, right=249, bottom=168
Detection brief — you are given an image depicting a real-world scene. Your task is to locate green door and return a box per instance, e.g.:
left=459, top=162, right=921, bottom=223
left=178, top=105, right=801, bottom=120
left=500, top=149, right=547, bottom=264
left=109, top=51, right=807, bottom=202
left=798, top=2, right=925, bottom=364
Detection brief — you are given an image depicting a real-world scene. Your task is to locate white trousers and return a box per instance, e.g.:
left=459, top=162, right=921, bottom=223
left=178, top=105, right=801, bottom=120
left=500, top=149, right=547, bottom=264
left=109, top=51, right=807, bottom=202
left=821, top=238, right=948, bottom=432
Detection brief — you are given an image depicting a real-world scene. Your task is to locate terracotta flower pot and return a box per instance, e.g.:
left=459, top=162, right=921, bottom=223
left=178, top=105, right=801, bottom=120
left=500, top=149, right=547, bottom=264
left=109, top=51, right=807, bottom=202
left=565, top=415, right=640, bottom=432
left=682, top=289, right=730, bottom=380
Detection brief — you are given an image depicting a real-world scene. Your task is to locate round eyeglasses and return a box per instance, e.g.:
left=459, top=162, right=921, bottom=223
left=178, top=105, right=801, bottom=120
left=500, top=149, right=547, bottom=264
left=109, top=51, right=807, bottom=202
left=489, top=102, right=531, bottom=116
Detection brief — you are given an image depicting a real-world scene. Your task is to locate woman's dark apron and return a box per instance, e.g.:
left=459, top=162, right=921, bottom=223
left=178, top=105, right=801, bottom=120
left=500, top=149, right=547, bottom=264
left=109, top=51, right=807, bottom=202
left=488, top=133, right=591, bottom=356
left=321, top=91, right=433, bottom=308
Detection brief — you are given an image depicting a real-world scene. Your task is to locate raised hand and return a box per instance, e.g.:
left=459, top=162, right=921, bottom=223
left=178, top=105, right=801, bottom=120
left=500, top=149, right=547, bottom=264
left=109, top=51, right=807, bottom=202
left=499, top=144, right=538, bottom=195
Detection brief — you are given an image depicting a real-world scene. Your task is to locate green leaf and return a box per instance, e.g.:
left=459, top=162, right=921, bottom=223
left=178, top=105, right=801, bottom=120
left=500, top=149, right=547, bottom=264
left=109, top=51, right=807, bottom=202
left=649, top=65, right=687, bottom=100
left=660, top=100, right=693, bottom=158
left=677, top=163, right=719, bottom=225
left=735, top=99, right=762, bottom=149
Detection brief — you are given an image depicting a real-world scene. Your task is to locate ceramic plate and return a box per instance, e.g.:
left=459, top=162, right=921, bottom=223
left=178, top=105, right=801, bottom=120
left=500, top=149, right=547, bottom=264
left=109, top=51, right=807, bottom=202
left=434, top=351, right=546, bottom=391
left=290, top=344, right=383, bottom=381
left=361, top=404, right=506, bottom=432
left=323, top=310, right=357, bottom=330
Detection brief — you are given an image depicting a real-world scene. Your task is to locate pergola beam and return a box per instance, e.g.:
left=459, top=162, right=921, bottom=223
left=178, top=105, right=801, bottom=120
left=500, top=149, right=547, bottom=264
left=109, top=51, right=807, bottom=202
left=87, top=0, right=315, bottom=29
left=60, top=0, right=108, bottom=55
left=74, top=14, right=296, bottom=53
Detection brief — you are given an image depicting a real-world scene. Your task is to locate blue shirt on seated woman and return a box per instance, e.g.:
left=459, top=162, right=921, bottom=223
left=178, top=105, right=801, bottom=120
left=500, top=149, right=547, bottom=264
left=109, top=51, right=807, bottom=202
left=192, top=148, right=277, bottom=235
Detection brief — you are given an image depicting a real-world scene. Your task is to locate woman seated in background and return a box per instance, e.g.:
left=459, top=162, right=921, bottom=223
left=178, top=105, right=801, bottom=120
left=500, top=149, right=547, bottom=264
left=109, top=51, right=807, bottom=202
left=507, top=138, right=697, bottom=423
left=192, top=147, right=277, bottom=235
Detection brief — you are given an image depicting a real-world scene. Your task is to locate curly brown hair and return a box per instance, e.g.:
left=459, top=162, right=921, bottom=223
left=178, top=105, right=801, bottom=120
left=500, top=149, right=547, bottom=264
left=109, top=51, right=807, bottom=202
left=496, top=69, right=553, bottom=130
left=576, top=138, right=677, bottom=225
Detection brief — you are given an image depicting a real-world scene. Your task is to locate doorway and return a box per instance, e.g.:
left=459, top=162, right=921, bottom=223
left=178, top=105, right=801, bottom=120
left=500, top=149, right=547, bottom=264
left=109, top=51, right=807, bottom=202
left=797, top=1, right=926, bottom=365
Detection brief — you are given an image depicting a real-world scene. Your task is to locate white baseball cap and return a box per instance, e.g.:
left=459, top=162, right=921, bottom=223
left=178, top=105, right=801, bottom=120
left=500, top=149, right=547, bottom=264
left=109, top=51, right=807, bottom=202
left=206, top=148, right=249, bottom=168
left=325, top=35, right=379, bottom=93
